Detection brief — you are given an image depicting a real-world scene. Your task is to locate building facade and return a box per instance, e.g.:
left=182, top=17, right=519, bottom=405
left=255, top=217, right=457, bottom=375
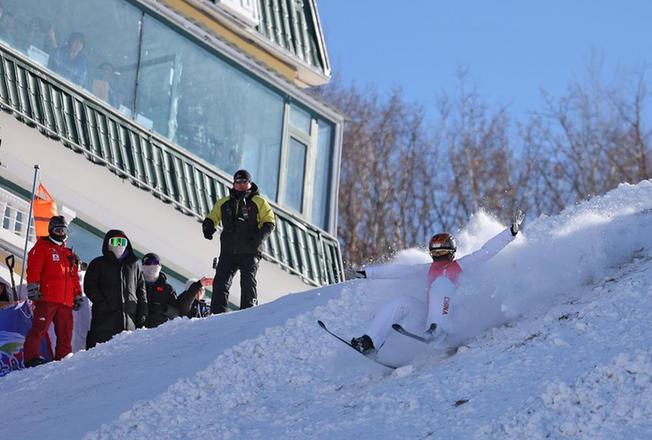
left=0, top=0, right=344, bottom=305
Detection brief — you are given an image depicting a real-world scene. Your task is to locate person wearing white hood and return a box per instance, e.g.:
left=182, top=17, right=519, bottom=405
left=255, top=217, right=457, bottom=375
left=84, top=229, right=147, bottom=348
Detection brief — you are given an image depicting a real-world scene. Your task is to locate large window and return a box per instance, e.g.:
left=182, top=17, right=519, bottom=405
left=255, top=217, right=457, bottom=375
left=283, top=138, right=307, bottom=212
left=0, top=0, right=141, bottom=112
left=137, top=15, right=284, bottom=200
left=312, top=119, right=334, bottom=230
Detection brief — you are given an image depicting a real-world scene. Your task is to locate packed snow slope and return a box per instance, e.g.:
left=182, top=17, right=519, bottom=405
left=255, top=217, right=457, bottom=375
left=3, top=181, right=652, bottom=439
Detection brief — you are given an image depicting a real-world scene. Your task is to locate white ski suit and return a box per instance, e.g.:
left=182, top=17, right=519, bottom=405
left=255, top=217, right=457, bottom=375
left=364, top=228, right=515, bottom=350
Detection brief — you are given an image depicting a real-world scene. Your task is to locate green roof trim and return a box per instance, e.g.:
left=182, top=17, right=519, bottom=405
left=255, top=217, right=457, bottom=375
left=209, top=0, right=330, bottom=77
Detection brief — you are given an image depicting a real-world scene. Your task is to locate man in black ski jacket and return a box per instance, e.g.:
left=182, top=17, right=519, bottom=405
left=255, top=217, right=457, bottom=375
left=84, top=230, right=147, bottom=348
left=202, top=169, right=275, bottom=314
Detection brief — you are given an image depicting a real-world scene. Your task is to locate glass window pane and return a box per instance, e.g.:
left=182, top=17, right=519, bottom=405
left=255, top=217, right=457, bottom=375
left=136, top=15, right=284, bottom=200
left=289, top=105, right=311, bottom=135
left=0, top=0, right=141, bottom=111
left=284, top=138, right=307, bottom=212
left=312, top=119, right=333, bottom=230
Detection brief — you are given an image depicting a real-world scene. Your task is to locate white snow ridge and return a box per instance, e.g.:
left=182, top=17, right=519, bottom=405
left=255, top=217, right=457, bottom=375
left=2, top=180, right=652, bottom=439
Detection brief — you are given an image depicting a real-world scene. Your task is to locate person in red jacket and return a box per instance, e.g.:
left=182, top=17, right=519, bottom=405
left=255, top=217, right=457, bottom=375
left=23, top=215, right=82, bottom=367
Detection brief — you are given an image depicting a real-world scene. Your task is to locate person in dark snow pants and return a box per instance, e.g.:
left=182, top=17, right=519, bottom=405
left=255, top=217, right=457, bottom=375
left=202, top=169, right=275, bottom=314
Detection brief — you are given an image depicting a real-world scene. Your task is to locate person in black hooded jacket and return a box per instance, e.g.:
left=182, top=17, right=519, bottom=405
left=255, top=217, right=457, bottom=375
left=84, top=230, right=147, bottom=348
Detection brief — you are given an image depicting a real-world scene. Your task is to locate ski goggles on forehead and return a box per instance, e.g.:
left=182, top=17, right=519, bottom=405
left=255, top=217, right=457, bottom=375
left=108, top=237, right=128, bottom=247
left=430, top=248, right=454, bottom=258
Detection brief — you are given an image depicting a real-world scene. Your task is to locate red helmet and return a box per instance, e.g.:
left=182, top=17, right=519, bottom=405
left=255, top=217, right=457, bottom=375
left=429, top=233, right=456, bottom=260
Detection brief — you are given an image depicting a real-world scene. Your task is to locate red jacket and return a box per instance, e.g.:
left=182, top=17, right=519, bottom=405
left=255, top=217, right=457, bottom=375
left=26, top=237, right=81, bottom=307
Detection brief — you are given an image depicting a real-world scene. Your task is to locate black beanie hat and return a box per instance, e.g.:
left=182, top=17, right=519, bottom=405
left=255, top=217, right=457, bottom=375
left=142, top=252, right=161, bottom=266
left=233, top=169, right=252, bottom=182
left=48, top=215, right=67, bottom=233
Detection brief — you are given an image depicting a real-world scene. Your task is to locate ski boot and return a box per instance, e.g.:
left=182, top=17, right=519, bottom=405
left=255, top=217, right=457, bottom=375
left=24, top=357, right=48, bottom=368
left=350, top=334, right=375, bottom=355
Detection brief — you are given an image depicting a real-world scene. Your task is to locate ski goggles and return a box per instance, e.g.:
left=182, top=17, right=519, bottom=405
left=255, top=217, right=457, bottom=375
left=430, top=248, right=454, bottom=258
left=108, top=237, right=128, bottom=247
left=51, top=226, right=67, bottom=235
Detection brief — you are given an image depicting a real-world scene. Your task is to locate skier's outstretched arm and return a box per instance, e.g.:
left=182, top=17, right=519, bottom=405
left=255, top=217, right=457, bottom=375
left=362, top=261, right=429, bottom=280
left=458, top=210, right=525, bottom=270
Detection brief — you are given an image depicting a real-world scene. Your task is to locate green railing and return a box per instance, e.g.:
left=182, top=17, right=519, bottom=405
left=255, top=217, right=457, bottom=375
left=0, top=44, right=343, bottom=287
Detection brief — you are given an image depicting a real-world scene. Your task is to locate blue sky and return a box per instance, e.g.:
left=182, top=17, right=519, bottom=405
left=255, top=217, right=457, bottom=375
left=317, top=1, right=652, bottom=118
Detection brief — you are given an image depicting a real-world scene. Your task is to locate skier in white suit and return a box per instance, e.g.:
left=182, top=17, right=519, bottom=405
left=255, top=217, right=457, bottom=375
left=351, top=210, right=525, bottom=355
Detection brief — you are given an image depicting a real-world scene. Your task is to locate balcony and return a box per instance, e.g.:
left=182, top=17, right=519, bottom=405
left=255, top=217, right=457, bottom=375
left=0, top=43, right=344, bottom=287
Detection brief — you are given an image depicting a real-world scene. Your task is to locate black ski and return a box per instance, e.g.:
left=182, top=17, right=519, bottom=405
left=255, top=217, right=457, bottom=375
left=392, top=324, right=461, bottom=357
left=392, top=323, right=438, bottom=344
left=317, top=320, right=396, bottom=369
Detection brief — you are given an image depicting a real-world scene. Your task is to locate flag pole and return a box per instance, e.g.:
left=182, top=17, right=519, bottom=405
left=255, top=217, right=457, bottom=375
left=19, top=164, right=39, bottom=287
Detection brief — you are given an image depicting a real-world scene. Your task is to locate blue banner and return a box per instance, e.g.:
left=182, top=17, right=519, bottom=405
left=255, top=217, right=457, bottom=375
left=0, top=302, right=52, bottom=376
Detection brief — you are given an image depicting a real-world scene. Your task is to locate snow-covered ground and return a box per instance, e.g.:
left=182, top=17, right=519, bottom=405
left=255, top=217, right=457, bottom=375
left=2, top=180, right=652, bottom=439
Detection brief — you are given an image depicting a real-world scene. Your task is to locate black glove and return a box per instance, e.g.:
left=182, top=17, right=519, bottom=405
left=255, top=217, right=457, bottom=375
left=27, top=283, right=42, bottom=301
left=202, top=217, right=216, bottom=240
left=163, top=304, right=180, bottom=319
left=137, top=315, right=147, bottom=328
left=355, top=270, right=367, bottom=279
left=510, top=209, right=526, bottom=236
left=73, top=295, right=83, bottom=311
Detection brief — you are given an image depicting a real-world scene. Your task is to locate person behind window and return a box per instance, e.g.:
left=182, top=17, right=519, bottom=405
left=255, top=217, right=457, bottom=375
left=23, top=17, right=53, bottom=53
left=91, top=62, right=120, bottom=107
left=202, top=169, right=275, bottom=314
left=84, top=230, right=147, bottom=348
left=0, top=5, right=21, bottom=48
left=48, top=31, right=87, bottom=86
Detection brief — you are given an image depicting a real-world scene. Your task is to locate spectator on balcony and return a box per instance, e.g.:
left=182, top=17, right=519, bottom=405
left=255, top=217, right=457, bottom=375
left=48, top=31, right=87, bottom=86
left=202, top=169, right=275, bottom=314
left=0, top=6, right=21, bottom=49
left=91, top=62, right=120, bottom=108
left=23, top=216, right=82, bottom=367
left=22, top=17, right=53, bottom=53
left=84, top=230, right=147, bottom=348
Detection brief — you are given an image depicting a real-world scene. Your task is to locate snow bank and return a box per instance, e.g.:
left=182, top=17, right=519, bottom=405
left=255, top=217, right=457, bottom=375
left=3, top=180, right=652, bottom=440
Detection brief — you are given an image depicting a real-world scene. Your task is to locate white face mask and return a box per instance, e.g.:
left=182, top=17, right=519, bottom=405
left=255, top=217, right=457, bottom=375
left=143, top=265, right=161, bottom=282
left=109, top=245, right=127, bottom=259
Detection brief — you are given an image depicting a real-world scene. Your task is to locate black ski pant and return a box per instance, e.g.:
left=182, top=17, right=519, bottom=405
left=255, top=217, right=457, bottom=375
left=210, top=253, right=259, bottom=314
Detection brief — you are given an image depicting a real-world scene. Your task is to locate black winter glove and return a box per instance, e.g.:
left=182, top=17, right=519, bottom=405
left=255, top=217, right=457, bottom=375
left=202, top=217, right=216, bottom=240
left=510, top=209, right=526, bottom=236
left=72, top=295, right=83, bottom=311
left=163, top=304, right=180, bottom=319
left=26, top=283, right=42, bottom=301
left=137, top=315, right=147, bottom=328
